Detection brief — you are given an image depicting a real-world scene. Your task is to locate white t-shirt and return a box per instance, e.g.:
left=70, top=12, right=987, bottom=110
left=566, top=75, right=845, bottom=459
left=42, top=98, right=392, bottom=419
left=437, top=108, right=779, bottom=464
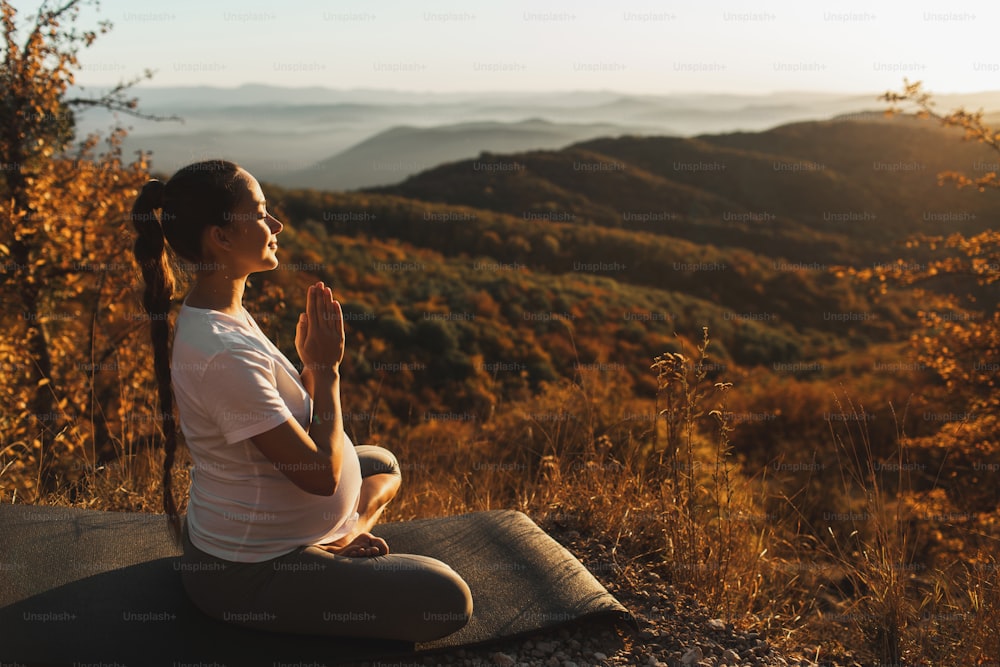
left=171, top=301, right=362, bottom=562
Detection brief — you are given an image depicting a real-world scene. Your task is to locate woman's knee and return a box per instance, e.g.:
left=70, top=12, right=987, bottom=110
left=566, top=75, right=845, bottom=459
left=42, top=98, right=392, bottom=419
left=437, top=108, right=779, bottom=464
left=355, top=444, right=401, bottom=478
left=412, top=561, right=473, bottom=641
left=429, top=570, right=473, bottom=637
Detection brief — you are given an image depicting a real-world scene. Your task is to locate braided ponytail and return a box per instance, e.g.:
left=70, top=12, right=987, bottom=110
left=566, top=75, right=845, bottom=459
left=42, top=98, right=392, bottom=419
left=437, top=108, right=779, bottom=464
left=130, top=160, right=244, bottom=544
left=131, top=179, right=181, bottom=543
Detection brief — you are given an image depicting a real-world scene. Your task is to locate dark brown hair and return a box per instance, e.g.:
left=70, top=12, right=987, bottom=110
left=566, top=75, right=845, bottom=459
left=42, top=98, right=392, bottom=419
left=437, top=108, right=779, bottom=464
left=130, top=159, right=247, bottom=542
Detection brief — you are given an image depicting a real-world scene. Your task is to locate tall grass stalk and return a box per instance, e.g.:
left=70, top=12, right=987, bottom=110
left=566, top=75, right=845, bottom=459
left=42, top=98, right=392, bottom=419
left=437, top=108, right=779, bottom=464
left=710, top=380, right=735, bottom=620
left=822, top=394, right=916, bottom=664
left=651, top=328, right=751, bottom=618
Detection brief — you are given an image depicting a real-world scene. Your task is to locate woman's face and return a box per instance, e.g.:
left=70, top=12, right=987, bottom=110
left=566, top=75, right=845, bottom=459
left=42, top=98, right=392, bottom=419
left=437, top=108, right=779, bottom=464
left=221, top=169, right=284, bottom=275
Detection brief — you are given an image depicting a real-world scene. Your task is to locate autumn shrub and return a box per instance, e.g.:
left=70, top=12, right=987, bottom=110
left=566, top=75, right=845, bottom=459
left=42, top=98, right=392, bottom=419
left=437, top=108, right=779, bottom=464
left=0, top=0, right=158, bottom=496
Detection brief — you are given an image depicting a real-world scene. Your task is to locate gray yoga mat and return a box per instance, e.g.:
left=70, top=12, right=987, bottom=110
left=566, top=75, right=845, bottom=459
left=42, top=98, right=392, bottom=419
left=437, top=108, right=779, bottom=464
left=0, top=504, right=630, bottom=666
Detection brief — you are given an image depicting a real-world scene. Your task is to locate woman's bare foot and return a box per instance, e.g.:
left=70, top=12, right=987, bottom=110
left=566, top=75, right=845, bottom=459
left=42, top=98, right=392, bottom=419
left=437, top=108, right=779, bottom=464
left=318, top=532, right=388, bottom=558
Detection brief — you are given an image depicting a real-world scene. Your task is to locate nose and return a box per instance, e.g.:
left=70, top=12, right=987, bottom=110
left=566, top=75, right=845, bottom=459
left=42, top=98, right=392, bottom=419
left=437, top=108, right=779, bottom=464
left=267, top=213, right=283, bottom=234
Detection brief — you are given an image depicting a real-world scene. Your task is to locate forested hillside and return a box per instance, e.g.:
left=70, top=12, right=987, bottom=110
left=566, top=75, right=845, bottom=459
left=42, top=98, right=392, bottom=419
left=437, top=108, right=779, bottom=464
left=251, top=118, right=1000, bottom=423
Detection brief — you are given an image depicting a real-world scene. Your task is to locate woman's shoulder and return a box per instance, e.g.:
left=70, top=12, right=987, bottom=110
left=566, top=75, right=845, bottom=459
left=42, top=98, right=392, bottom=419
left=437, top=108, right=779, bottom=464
left=177, top=303, right=253, bottom=333
left=174, top=305, right=268, bottom=363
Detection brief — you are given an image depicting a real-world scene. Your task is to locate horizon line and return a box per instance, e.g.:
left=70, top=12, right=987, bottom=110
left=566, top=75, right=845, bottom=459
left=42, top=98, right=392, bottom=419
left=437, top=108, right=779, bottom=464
left=67, top=81, right=1000, bottom=99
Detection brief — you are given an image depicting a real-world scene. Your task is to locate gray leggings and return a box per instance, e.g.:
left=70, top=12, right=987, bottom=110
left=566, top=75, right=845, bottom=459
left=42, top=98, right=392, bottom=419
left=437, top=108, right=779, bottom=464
left=180, top=445, right=473, bottom=642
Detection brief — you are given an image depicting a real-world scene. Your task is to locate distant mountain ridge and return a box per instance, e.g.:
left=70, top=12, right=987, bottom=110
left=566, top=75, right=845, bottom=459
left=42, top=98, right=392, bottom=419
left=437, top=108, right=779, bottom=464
left=278, top=118, right=653, bottom=190
left=66, top=84, right=1000, bottom=186
left=368, top=116, right=999, bottom=266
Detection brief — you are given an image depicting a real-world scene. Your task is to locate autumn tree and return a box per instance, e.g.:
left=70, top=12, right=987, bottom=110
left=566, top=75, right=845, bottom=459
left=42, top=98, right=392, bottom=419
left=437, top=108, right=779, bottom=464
left=874, top=80, right=1000, bottom=518
left=0, top=0, right=161, bottom=491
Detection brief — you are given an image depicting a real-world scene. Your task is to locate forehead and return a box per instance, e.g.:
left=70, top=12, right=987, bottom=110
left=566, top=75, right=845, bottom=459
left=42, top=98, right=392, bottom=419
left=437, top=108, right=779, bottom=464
left=237, top=168, right=266, bottom=205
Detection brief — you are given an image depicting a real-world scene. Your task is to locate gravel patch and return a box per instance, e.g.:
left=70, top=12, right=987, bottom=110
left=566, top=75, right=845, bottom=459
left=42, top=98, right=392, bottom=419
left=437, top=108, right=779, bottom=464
left=348, top=519, right=867, bottom=667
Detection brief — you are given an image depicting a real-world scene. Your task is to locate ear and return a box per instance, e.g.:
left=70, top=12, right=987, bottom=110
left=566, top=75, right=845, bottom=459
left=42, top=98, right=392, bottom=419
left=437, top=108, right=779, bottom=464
left=205, top=225, right=231, bottom=252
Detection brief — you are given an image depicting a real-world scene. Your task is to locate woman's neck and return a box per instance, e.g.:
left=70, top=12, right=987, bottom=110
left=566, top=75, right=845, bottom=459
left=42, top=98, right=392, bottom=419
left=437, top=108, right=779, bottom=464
left=185, top=273, right=247, bottom=315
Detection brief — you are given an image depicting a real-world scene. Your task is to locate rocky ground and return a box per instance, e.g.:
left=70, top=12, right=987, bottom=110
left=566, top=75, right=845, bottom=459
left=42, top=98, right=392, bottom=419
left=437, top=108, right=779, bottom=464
left=354, top=524, right=865, bottom=667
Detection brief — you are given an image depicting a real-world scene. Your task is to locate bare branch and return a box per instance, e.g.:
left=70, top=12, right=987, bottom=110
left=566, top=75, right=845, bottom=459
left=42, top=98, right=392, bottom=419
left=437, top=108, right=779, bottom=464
left=65, top=94, right=183, bottom=123
left=67, top=70, right=184, bottom=123
left=882, top=79, right=1000, bottom=191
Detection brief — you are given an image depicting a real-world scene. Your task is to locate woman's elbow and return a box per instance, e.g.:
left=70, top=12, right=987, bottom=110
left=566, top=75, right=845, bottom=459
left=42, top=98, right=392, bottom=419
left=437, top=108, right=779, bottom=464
left=308, top=477, right=338, bottom=496
left=280, top=461, right=338, bottom=496
left=295, top=471, right=337, bottom=496
left=302, top=465, right=338, bottom=496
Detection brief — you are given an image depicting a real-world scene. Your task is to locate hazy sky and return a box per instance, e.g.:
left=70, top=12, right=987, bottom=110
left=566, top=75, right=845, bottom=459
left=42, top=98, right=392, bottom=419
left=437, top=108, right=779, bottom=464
left=38, top=0, right=999, bottom=95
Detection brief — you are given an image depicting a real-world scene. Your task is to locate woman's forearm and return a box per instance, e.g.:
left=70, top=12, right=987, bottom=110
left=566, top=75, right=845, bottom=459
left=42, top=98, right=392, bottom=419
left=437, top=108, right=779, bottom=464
left=307, top=366, right=345, bottom=486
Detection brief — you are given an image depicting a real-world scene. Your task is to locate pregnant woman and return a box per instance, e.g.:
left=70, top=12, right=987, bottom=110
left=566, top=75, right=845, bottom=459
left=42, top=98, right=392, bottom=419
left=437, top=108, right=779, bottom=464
left=130, top=159, right=472, bottom=641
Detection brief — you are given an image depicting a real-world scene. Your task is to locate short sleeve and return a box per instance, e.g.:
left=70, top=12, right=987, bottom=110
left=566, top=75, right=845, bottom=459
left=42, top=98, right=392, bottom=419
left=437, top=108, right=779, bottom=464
left=196, top=345, right=295, bottom=444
